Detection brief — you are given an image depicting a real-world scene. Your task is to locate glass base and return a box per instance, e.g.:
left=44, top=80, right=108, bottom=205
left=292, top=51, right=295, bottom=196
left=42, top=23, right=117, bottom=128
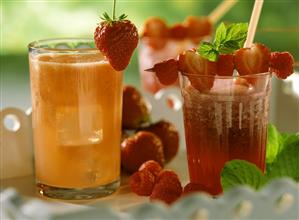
left=37, top=179, right=120, bottom=200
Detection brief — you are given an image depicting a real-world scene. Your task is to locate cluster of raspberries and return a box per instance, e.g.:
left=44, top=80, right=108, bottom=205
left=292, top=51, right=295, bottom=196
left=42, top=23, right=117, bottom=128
left=129, top=160, right=211, bottom=204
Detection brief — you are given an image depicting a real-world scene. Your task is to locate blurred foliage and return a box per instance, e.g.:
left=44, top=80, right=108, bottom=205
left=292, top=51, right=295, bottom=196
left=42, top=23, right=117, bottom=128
left=1, top=0, right=299, bottom=86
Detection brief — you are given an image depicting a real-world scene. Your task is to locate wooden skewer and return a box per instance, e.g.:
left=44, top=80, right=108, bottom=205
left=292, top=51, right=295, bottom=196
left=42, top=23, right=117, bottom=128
left=208, top=0, right=238, bottom=24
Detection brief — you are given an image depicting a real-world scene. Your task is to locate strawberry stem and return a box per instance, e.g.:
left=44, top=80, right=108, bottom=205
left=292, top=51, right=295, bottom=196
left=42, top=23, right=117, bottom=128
left=100, top=0, right=127, bottom=23
left=112, top=0, right=116, bottom=20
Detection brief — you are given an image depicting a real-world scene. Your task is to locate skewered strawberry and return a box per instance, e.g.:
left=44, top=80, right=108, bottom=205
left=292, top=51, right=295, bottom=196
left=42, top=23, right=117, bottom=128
left=234, top=43, right=271, bottom=75
left=146, top=59, right=179, bottom=85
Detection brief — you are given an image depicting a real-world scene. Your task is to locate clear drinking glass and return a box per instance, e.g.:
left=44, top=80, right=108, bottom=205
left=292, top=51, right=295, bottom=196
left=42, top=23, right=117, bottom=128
left=28, top=38, right=122, bottom=199
left=179, top=72, right=271, bottom=195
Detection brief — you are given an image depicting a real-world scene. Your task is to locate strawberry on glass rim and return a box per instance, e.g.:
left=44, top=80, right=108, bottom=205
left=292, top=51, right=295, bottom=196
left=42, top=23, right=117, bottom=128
left=147, top=22, right=295, bottom=91
left=94, top=0, right=138, bottom=71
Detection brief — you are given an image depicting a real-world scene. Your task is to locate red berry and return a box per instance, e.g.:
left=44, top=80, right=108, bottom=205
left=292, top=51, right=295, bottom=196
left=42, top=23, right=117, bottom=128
left=141, top=120, right=179, bottom=163
left=234, top=43, right=271, bottom=75
left=121, top=131, right=165, bottom=173
left=270, top=52, right=294, bottom=79
left=183, top=16, right=212, bottom=38
left=94, top=17, right=138, bottom=71
left=146, top=59, right=179, bottom=86
left=139, top=160, right=163, bottom=178
left=217, top=54, right=234, bottom=76
left=169, top=23, right=188, bottom=39
left=122, top=86, right=150, bottom=129
left=142, top=17, right=169, bottom=50
left=150, top=170, right=182, bottom=205
left=142, top=17, right=169, bottom=38
left=129, top=169, right=156, bottom=196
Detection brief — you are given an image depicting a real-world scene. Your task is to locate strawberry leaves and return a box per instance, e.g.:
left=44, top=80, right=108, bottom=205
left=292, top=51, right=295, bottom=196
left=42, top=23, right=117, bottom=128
left=198, top=22, right=248, bottom=61
left=100, top=12, right=128, bottom=24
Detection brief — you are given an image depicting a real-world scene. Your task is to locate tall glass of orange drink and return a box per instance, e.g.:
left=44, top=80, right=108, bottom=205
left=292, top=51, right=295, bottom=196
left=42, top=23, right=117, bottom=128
left=29, top=38, right=122, bottom=199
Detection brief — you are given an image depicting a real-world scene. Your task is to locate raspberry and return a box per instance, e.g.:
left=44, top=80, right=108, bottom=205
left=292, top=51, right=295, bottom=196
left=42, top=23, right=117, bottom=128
left=150, top=170, right=182, bottom=204
left=139, top=160, right=163, bottom=178
left=270, top=52, right=294, bottom=79
left=121, top=131, right=165, bottom=173
left=140, top=120, right=179, bottom=163
left=129, top=169, right=156, bottom=196
left=183, top=182, right=212, bottom=196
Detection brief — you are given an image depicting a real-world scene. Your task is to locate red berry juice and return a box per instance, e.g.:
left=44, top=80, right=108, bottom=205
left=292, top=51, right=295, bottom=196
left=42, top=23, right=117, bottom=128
left=180, top=75, right=271, bottom=195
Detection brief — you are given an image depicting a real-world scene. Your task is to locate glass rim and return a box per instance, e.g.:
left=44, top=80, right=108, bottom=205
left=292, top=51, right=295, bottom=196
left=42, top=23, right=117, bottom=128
left=180, top=71, right=271, bottom=79
left=28, top=38, right=98, bottom=53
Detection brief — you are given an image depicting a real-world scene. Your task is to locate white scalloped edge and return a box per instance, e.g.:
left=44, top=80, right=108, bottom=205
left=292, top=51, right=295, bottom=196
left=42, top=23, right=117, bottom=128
left=1, top=178, right=298, bottom=219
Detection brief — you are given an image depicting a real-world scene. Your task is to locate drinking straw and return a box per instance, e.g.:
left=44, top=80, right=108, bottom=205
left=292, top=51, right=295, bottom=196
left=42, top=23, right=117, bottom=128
left=208, top=0, right=238, bottom=24
left=244, top=0, right=264, bottom=47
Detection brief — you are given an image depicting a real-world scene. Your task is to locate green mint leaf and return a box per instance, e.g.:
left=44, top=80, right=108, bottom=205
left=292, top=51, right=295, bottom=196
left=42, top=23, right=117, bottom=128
left=218, top=40, right=241, bottom=54
left=267, top=143, right=299, bottom=181
left=226, top=23, right=248, bottom=43
left=198, top=42, right=219, bottom=62
left=218, top=23, right=248, bottom=53
left=266, top=124, right=284, bottom=164
left=282, top=132, right=299, bottom=147
left=221, top=160, right=267, bottom=191
left=198, top=22, right=248, bottom=61
left=214, top=22, right=227, bottom=47
left=266, top=124, right=299, bottom=167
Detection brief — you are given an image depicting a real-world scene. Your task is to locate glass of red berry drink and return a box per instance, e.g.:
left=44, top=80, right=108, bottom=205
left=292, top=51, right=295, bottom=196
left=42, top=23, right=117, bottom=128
left=180, top=72, right=271, bottom=195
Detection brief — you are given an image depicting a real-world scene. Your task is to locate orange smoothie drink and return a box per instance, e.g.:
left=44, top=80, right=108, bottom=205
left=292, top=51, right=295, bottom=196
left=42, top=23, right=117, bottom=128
left=29, top=39, right=122, bottom=199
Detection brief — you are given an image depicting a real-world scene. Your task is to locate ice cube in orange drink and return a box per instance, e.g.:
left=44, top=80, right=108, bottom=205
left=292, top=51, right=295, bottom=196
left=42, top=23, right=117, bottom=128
left=29, top=52, right=122, bottom=189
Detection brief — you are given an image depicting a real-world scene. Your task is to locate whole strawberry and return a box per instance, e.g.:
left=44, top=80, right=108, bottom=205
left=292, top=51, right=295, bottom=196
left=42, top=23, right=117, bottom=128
left=122, top=85, right=150, bottom=129
left=121, top=131, right=165, bottom=173
left=140, top=120, right=179, bottom=163
left=94, top=12, right=138, bottom=71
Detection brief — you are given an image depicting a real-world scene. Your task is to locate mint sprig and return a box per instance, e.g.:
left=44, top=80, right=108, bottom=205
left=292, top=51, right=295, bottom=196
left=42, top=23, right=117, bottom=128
left=221, top=124, right=299, bottom=191
left=198, top=22, right=248, bottom=62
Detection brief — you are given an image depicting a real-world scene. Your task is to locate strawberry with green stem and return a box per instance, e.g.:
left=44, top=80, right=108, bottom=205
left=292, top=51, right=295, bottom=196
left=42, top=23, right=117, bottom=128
left=94, top=0, right=138, bottom=71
